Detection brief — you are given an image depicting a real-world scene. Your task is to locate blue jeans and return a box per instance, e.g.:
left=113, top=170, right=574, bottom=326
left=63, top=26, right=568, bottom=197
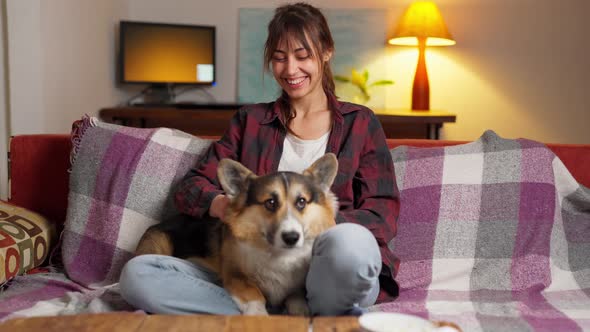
left=119, top=223, right=381, bottom=316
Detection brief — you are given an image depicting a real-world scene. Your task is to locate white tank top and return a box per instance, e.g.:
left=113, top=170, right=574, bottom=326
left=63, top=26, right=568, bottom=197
left=278, top=131, right=330, bottom=173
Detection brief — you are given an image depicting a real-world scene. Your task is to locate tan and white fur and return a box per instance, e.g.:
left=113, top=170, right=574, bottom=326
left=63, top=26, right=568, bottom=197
left=135, top=153, right=339, bottom=315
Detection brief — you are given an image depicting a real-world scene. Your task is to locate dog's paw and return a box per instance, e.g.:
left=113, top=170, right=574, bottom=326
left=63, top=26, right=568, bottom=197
left=235, top=299, right=268, bottom=316
left=285, top=295, right=310, bottom=316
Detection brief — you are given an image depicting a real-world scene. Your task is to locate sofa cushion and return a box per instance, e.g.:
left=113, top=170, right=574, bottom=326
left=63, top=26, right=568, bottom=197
left=62, top=116, right=212, bottom=288
left=0, top=201, right=55, bottom=284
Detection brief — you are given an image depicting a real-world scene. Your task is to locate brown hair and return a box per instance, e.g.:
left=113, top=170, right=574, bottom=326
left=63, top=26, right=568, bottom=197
left=264, top=3, right=335, bottom=108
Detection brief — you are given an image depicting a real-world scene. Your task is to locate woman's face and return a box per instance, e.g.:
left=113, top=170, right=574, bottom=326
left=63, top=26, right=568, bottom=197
left=270, top=36, right=330, bottom=102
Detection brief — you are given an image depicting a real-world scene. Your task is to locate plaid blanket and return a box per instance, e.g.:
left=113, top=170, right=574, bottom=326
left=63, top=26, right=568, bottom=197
left=1, top=129, right=588, bottom=330
left=372, top=130, right=590, bottom=331
left=0, top=272, right=136, bottom=321
left=62, top=117, right=212, bottom=288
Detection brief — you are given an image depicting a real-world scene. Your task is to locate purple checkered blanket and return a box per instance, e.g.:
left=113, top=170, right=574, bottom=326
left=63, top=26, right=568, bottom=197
left=0, top=272, right=136, bottom=321
left=372, top=130, right=590, bottom=331
left=1, top=129, right=588, bottom=331
left=1, top=117, right=211, bottom=321
left=63, top=118, right=212, bottom=288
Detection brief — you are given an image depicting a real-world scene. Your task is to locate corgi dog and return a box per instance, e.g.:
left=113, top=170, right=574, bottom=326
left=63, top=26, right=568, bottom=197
left=135, top=153, right=339, bottom=315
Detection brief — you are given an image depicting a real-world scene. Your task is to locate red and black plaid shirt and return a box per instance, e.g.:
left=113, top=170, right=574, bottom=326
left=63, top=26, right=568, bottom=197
left=175, top=96, right=400, bottom=301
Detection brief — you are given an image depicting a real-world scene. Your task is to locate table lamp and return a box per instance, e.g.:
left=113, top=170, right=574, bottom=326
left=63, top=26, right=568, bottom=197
left=388, top=1, right=455, bottom=111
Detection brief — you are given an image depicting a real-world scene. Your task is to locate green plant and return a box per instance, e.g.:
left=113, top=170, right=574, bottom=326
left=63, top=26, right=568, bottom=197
left=334, top=69, right=394, bottom=103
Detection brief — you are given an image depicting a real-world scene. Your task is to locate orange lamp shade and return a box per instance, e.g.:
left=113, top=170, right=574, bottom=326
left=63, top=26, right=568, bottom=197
left=388, top=1, right=455, bottom=111
left=388, top=1, right=455, bottom=46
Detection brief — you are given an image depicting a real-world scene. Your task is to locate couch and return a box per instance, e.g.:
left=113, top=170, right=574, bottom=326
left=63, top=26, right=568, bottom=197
left=1, top=127, right=589, bottom=331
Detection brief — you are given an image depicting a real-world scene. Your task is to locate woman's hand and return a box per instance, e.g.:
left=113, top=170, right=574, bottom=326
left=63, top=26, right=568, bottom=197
left=209, top=194, right=230, bottom=220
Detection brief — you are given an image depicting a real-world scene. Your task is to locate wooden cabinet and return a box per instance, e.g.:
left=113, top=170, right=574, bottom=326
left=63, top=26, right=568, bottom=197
left=99, top=105, right=456, bottom=139
left=99, top=105, right=239, bottom=137
left=373, top=109, right=456, bottom=139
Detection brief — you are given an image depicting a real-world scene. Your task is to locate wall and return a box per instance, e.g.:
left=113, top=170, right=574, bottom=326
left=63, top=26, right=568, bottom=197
left=41, top=1, right=131, bottom=133
left=0, top=0, right=8, bottom=199
left=5, top=0, right=129, bottom=136
left=6, top=0, right=44, bottom=135
left=433, top=0, right=590, bottom=143
left=3, top=0, right=590, bottom=143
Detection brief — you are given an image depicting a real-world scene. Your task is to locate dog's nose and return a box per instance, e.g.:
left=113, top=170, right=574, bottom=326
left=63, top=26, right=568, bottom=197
left=281, top=231, right=300, bottom=246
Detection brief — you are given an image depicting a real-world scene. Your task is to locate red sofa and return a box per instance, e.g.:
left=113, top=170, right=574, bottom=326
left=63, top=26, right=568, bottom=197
left=4, top=133, right=590, bottom=329
left=8, top=134, right=590, bottom=230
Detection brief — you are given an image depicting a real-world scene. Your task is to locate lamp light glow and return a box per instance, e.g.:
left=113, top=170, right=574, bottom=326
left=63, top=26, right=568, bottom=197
left=388, top=1, right=455, bottom=110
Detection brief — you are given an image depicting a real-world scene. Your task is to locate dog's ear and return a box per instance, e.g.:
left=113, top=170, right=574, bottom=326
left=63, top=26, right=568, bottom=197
left=217, top=159, right=255, bottom=200
left=303, top=153, right=338, bottom=192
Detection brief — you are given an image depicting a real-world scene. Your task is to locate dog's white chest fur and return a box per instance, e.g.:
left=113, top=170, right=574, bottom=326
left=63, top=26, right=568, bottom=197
left=237, top=241, right=312, bottom=306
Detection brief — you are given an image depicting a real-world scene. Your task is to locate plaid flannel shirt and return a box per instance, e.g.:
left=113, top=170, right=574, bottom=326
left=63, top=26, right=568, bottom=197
left=175, top=95, right=400, bottom=300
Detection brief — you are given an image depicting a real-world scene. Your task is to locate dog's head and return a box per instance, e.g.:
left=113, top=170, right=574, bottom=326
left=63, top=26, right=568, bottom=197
left=217, top=153, right=338, bottom=252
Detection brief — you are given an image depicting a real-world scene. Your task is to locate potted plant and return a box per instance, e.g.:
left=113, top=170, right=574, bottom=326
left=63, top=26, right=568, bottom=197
left=334, top=69, right=394, bottom=104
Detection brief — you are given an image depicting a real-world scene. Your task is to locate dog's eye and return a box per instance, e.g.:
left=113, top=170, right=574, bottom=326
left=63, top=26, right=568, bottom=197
left=264, top=198, right=278, bottom=212
left=295, top=197, right=307, bottom=211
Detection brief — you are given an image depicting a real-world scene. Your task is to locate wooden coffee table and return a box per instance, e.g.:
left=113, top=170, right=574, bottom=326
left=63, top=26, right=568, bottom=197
left=0, top=313, right=362, bottom=332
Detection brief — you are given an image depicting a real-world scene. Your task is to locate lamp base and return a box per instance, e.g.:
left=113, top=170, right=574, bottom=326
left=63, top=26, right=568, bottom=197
left=411, top=38, right=430, bottom=111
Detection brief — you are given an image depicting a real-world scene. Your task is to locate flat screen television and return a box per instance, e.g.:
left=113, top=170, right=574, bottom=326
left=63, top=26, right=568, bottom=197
left=119, top=21, right=216, bottom=86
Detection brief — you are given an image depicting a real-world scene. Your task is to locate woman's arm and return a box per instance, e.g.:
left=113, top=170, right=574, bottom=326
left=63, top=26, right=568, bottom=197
left=174, top=109, right=246, bottom=218
left=335, top=113, right=399, bottom=279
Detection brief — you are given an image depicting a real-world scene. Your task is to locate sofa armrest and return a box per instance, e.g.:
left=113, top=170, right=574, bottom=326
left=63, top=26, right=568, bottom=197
left=9, top=134, right=71, bottom=226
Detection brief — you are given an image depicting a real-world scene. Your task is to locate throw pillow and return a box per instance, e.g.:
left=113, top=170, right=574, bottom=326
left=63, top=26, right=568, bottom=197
left=0, top=201, right=55, bottom=284
left=62, top=115, right=212, bottom=288
left=388, top=130, right=567, bottom=293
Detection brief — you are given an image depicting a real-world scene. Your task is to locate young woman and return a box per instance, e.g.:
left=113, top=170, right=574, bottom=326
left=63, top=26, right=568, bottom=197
left=120, top=2, right=399, bottom=316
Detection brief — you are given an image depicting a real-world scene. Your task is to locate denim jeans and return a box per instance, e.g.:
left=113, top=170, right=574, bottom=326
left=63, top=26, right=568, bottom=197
left=119, top=223, right=381, bottom=316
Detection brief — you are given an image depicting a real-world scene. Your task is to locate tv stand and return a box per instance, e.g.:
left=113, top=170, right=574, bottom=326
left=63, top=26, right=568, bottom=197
left=99, top=105, right=456, bottom=139
left=100, top=104, right=243, bottom=136
left=141, top=84, right=176, bottom=104
left=130, top=102, right=246, bottom=110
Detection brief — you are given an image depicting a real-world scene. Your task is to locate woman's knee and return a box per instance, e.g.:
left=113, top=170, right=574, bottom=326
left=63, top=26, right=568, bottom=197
left=306, top=223, right=382, bottom=315
left=120, top=254, right=159, bottom=285
left=313, top=223, right=381, bottom=278
left=119, top=255, right=163, bottom=312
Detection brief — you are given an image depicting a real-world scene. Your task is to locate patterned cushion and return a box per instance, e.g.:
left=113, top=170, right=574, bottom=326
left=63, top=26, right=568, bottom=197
left=0, top=201, right=55, bottom=284
left=62, top=116, right=212, bottom=288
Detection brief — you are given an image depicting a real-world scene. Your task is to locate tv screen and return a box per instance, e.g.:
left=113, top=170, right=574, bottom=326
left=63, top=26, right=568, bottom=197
left=119, top=21, right=215, bottom=85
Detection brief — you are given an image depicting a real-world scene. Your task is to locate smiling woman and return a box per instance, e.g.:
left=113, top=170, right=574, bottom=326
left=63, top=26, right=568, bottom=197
left=270, top=45, right=323, bottom=100
left=263, top=3, right=334, bottom=129
left=119, top=2, right=400, bottom=318
left=268, top=39, right=332, bottom=140
left=263, top=3, right=335, bottom=146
